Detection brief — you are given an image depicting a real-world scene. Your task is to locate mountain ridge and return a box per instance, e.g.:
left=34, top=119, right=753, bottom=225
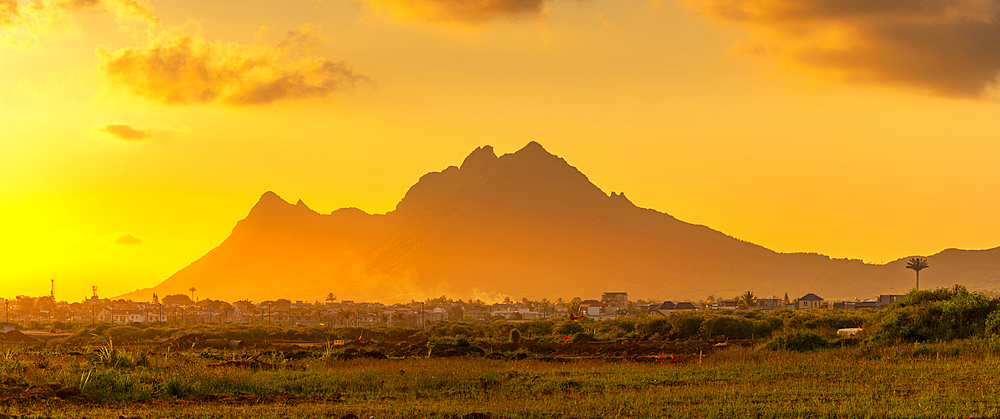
left=118, top=143, right=1000, bottom=303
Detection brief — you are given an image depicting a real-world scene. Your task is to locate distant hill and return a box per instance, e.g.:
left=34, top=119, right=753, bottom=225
left=118, top=142, right=1000, bottom=303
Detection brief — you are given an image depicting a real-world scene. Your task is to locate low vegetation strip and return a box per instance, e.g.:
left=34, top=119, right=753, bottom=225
left=2, top=286, right=1000, bottom=417
left=3, top=345, right=1000, bottom=418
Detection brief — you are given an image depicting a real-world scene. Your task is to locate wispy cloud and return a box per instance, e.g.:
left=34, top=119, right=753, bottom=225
left=99, top=123, right=151, bottom=140
left=357, top=0, right=554, bottom=24
left=685, top=0, right=1000, bottom=97
left=112, top=233, right=141, bottom=245
left=0, top=0, right=157, bottom=47
left=61, top=0, right=158, bottom=25
left=97, top=24, right=371, bottom=106
left=596, top=12, right=619, bottom=30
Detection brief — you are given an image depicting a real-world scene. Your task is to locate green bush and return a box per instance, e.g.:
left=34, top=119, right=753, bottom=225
left=666, top=312, right=706, bottom=340
left=767, top=331, right=828, bottom=352
left=509, top=329, right=521, bottom=343
left=520, top=320, right=555, bottom=337
left=985, top=310, right=1000, bottom=339
left=700, top=315, right=754, bottom=340
left=867, top=286, right=995, bottom=344
left=553, top=320, right=584, bottom=336
left=635, top=317, right=671, bottom=340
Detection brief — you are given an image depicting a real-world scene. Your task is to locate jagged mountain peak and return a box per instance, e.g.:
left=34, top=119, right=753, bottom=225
left=249, top=191, right=292, bottom=213
left=244, top=191, right=321, bottom=225
left=460, top=145, right=498, bottom=171
left=513, top=140, right=549, bottom=156
left=118, top=142, right=1000, bottom=305
left=396, top=143, right=607, bottom=215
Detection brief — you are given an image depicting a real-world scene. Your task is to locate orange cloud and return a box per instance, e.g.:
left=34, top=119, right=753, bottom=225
left=358, top=0, right=550, bottom=23
left=0, top=0, right=156, bottom=47
left=1, top=0, right=157, bottom=26
left=685, top=0, right=1000, bottom=97
left=60, top=0, right=158, bottom=24
left=0, top=0, right=19, bottom=26
left=99, top=123, right=151, bottom=140
left=98, top=25, right=371, bottom=106
left=113, top=233, right=141, bottom=245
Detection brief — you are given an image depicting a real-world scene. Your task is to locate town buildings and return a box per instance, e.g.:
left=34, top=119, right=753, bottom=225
left=0, top=290, right=911, bottom=329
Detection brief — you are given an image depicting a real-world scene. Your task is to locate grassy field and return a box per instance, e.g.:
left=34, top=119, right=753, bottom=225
left=3, top=340, right=1000, bottom=419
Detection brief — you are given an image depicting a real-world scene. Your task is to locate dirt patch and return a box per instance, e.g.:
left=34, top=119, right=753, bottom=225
left=0, top=382, right=97, bottom=405
left=1, top=331, right=40, bottom=344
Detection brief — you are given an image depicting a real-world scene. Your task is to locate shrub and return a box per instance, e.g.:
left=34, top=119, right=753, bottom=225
left=509, top=329, right=521, bottom=343
left=553, top=320, right=584, bottom=336
left=666, top=312, right=706, bottom=340
left=700, top=315, right=754, bottom=340
left=767, top=331, right=828, bottom=352
left=162, top=375, right=190, bottom=398
left=635, top=317, right=671, bottom=340
left=520, top=319, right=555, bottom=337
left=985, top=310, right=1000, bottom=339
left=867, top=286, right=995, bottom=344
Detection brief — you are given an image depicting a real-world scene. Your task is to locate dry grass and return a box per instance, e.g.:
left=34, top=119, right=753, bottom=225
left=2, top=341, right=1000, bottom=418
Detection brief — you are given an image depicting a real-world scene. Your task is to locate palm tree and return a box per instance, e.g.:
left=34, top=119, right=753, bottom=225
left=906, top=257, right=930, bottom=291
left=326, top=293, right=336, bottom=303
left=569, top=301, right=582, bottom=316
left=338, top=309, right=352, bottom=327
left=737, top=291, right=757, bottom=309
left=392, top=311, right=407, bottom=326
left=378, top=312, right=389, bottom=326
left=354, top=308, right=366, bottom=326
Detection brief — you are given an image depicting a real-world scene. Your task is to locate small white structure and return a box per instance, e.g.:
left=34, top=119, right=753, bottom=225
left=837, top=328, right=862, bottom=336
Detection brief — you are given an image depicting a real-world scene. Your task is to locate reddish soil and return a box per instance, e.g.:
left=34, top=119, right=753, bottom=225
left=1, top=331, right=40, bottom=344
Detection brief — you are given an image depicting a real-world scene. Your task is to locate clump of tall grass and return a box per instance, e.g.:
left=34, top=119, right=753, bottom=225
left=0, top=348, right=24, bottom=374
left=89, top=334, right=136, bottom=369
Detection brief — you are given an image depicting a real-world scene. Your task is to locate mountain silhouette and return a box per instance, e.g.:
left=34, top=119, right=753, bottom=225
left=119, top=142, right=1000, bottom=303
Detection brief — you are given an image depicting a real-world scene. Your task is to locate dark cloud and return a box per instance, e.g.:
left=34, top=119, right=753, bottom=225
left=360, top=0, right=549, bottom=23
left=98, top=26, right=371, bottom=106
left=686, top=0, right=1000, bottom=97
left=277, top=23, right=322, bottom=54
left=113, top=234, right=142, bottom=245
left=99, top=123, right=151, bottom=140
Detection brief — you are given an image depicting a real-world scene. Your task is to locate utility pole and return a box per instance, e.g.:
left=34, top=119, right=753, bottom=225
left=421, top=302, right=425, bottom=330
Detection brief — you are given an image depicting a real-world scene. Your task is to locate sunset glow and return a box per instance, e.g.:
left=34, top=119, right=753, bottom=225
left=3, top=0, right=1000, bottom=301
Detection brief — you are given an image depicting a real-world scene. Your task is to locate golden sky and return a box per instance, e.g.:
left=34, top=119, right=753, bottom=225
left=3, top=0, right=1000, bottom=301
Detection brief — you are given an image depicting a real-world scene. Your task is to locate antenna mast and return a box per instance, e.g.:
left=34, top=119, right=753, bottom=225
left=50, top=279, right=55, bottom=300
left=92, top=286, right=98, bottom=299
